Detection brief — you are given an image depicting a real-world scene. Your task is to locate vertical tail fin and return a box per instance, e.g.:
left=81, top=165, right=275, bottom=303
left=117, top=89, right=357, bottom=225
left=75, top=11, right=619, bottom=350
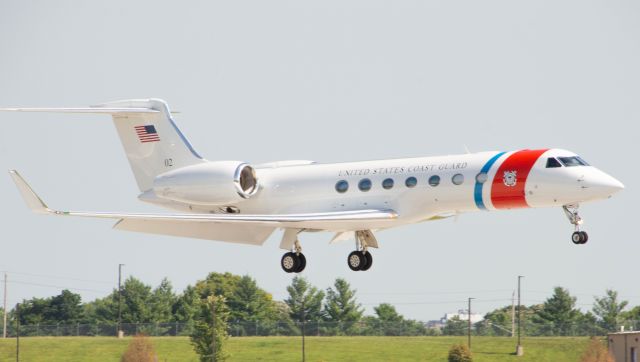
left=0, top=98, right=206, bottom=191
left=95, top=99, right=205, bottom=191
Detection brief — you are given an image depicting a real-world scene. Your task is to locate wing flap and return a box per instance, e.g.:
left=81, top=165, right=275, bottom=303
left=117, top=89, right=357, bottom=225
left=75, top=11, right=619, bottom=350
left=115, top=218, right=275, bottom=245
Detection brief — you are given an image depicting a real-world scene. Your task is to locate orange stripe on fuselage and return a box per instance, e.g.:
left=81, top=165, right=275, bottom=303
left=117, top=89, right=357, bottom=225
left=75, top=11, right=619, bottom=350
left=490, top=149, right=548, bottom=209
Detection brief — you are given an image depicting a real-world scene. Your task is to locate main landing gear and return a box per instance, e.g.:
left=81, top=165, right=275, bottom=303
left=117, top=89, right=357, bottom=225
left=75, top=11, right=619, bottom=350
left=348, top=230, right=377, bottom=272
left=281, top=239, right=306, bottom=273
left=279, top=229, right=380, bottom=273
left=563, top=205, right=588, bottom=245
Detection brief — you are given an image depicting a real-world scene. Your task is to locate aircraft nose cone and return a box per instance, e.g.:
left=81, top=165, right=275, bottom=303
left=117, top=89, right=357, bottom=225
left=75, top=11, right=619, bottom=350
left=585, top=171, right=624, bottom=196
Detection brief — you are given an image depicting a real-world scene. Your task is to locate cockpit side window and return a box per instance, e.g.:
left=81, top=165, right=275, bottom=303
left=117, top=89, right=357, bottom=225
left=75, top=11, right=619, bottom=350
left=546, top=157, right=562, bottom=168
left=576, top=156, right=590, bottom=166
left=558, top=156, right=588, bottom=167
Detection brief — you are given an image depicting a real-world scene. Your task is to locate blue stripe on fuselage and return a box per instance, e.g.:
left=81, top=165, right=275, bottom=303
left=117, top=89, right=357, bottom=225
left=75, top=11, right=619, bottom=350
left=474, top=151, right=506, bottom=210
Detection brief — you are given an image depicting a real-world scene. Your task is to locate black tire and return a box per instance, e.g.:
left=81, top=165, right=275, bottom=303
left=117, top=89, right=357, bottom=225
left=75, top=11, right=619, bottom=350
left=361, top=251, right=373, bottom=271
left=296, top=253, right=307, bottom=273
left=281, top=252, right=299, bottom=273
left=580, top=231, right=589, bottom=244
left=571, top=232, right=582, bottom=245
left=348, top=251, right=363, bottom=271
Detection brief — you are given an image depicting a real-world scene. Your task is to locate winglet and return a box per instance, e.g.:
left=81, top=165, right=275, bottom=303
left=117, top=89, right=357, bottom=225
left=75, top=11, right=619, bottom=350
left=8, top=170, right=54, bottom=215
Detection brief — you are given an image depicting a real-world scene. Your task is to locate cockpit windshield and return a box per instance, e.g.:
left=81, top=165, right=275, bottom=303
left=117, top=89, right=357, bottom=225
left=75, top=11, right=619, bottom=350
left=546, top=157, right=562, bottom=168
left=558, top=156, right=589, bottom=167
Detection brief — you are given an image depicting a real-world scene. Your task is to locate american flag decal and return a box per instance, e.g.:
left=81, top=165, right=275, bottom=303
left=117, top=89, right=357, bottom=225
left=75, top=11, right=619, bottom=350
left=135, top=125, right=160, bottom=143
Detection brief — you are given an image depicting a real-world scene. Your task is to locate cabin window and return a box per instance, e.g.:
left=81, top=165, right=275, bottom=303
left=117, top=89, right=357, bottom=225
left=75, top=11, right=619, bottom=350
left=358, top=178, right=372, bottom=192
left=452, top=173, right=464, bottom=185
left=476, top=172, right=488, bottom=183
left=428, top=175, right=440, bottom=187
left=335, top=180, right=349, bottom=193
left=546, top=157, right=562, bottom=168
left=405, top=176, right=417, bottom=188
left=558, top=156, right=588, bottom=167
left=382, top=178, right=394, bottom=190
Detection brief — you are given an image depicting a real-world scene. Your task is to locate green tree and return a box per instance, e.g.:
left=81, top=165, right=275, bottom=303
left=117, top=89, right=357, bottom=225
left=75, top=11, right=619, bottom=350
left=476, top=306, right=512, bottom=336
left=16, top=290, right=83, bottom=325
left=621, top=306, right=640, bottom=331
left=116, top=277, right=154, bottom=323
left=194, top=272, right=242, bottom=301
left=227, top=275, right=276, bottom=322
left=173, top=285, right=200, bottom=334
left=375, top=303, right=402, bottom=323
left=534, top=287, right=582, bottom=335
left=442, top=316, right=467, bottom=336
left=285, top=276, right=325, bottom=323
left=190, top=295, right=229, bottom=362
left=47, top=289, right=83, bottom=323
left=150, top=278, right=176, bottom=323
left=323, top=278, right=363, bottom=334
left=593, top=290, right=628, bottom=332
left=365, top=303, right=426, bottom=336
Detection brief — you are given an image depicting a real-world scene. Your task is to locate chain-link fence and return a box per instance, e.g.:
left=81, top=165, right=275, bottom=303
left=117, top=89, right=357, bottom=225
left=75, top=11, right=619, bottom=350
left=3, top=320, right=638, bottom=338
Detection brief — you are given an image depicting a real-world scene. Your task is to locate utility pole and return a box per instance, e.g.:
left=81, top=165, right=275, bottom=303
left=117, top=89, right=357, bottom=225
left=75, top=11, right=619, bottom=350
left=468, top=298, right=475, bottom=351
left=301, top=300, right=306, bottom=362
left=117, top=264, right=124, bottom=338
left=210, top=296, right=216, bottom=362
left=516, top=275, right=524, bottom=356
left=15, top=303, right=19, bottom=362
left=3, top=272, right=7, bottom=338
left=511, top=290, right=515, bottom=338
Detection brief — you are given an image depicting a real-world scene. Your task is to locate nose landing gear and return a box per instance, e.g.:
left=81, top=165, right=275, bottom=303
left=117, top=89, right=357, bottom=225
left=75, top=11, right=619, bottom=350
left=563, top=205, right=588, bottom=244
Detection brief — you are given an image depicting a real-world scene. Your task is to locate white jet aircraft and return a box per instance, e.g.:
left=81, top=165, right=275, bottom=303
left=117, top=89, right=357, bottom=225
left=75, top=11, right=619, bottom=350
left=3, top=99, right=624, bottom=273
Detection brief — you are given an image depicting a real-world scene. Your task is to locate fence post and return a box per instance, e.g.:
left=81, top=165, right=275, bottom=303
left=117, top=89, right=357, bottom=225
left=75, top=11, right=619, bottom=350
left=256, top=320, right=259, bottom=336
left=57, top=323, right=60, bottom=336
left=77, top=323, right=80, bottom=336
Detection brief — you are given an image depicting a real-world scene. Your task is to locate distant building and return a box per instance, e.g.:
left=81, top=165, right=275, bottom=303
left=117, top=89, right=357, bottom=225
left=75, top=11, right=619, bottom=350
left=426, top=320, right=445, bottom=329
left=609, top=331, right=640, bottom=362
left=441, top=309, right=484, bottom=324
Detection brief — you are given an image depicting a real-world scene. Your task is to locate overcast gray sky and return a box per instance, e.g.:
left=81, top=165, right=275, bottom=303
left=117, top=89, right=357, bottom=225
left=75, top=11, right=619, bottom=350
left=0, top=0, right=638, bottom=321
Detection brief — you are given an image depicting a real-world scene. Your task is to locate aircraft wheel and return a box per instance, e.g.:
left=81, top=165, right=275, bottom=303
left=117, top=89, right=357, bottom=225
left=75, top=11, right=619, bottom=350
left=296, top=253, right=307, bottom=273
left=571, top=231, right=588, bottom=245
left=579, top=231, right=588, bottom=244
left=348, top=251, right=364, bottom=271
left=281, top=252, right=299, bottom=273
left=361, top=251, right=373, bottom=271
left=571, top=232, right=582, bottom=245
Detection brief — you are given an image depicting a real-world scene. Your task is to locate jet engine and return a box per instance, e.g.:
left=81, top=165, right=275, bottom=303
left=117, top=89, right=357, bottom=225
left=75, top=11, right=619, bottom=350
left=153, top=161, right=259, bottom=205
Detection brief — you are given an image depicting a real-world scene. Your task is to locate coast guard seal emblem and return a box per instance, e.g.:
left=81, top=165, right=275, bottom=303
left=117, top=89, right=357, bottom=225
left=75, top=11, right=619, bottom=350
left=503, top=171, right=517, bottom=187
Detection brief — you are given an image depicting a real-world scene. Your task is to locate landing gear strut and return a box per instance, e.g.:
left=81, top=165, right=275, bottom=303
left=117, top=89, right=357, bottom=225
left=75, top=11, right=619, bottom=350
left=563, top=205, right=588, bottom=245
left=348, top=230, right=375, bottom=271
left=281, top=239, right=306, bottom=273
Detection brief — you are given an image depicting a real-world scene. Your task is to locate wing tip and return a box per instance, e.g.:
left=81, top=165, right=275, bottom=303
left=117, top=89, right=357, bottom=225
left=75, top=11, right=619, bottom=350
left=8, top=169, right=51, bottom=214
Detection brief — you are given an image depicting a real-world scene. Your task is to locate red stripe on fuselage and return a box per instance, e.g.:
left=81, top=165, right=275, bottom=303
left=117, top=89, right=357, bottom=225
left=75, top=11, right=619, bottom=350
left=490, top=149, right=548, bottom=209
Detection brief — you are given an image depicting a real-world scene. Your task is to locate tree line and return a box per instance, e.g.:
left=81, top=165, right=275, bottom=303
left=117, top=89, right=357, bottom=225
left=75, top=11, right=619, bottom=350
left=3, top=274, right=638, bottom=337
left=4, top=273, right=426, bottom=336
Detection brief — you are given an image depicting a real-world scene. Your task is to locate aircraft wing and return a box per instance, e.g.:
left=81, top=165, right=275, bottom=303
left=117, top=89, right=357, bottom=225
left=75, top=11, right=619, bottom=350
left=9, top=170, right=398, bottom=245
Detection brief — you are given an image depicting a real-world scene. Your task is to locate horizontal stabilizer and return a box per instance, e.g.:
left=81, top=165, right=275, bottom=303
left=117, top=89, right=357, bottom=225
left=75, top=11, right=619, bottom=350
left=0, top=107, right=158, bottom=114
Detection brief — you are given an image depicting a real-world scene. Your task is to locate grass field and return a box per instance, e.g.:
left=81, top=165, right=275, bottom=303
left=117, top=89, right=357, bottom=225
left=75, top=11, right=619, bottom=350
left=0, top=336, right=592, bottom=361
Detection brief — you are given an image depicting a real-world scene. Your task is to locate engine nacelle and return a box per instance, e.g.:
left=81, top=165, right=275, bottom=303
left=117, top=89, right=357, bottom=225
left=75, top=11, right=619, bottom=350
left=153, top=161, right=259, bottom=205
